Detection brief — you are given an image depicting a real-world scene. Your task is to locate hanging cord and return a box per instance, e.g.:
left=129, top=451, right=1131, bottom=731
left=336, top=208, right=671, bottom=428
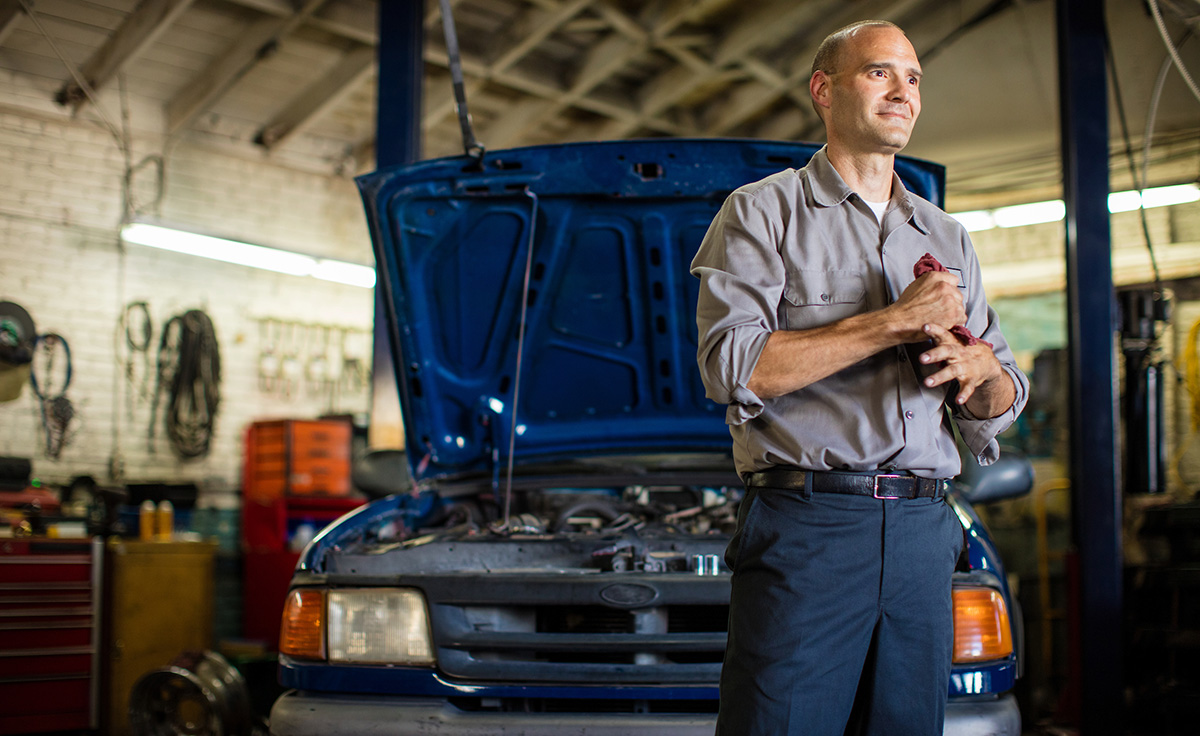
left=149, top=310, right=221, bottom=459
left=1141, top=30, right=1194, bottom=195
left=500, top=190, right=539, bottom=531
left=437, top=0, right=485, bottom=161
left=17, top=0, right=128, bottom=158
left=1149, top=0, right=1200, bottom=105
left=30, top=334, right=74, bottom=460
left=122, top=301, right=153, bottom=410
left=1103, top=24, right=1162, bottom=290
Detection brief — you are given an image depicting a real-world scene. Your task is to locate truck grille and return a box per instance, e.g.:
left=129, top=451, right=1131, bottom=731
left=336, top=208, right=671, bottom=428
left=423, top=576, right=730, bottom=684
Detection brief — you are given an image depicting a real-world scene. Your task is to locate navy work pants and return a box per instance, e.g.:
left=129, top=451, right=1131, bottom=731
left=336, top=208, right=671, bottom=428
left=716, top=485, right=964, bottom=736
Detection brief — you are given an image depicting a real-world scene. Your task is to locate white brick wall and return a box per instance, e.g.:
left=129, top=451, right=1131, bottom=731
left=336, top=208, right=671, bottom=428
left=0, top=81, right=374, bottom=490
left=2, top=65, right=1198, bottom=497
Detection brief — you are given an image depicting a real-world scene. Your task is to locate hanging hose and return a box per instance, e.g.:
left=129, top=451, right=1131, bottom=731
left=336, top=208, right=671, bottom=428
left=1148, top=0, right=1200, bottom=105
left=149, top=310, right=220, bottom=459
left=123, top=300, right=153, bottom=410
left=30, top=333, right=73, bottom=460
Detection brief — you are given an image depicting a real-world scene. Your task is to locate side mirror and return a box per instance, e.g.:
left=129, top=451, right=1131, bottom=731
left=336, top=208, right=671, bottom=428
left=957, top=448, right=1034, bottom=504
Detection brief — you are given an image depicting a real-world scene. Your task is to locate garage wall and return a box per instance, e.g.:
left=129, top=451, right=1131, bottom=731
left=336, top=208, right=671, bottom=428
left=0, top=84, right=375, bottom=490
left=1173, top=299, right=1200, bottom=496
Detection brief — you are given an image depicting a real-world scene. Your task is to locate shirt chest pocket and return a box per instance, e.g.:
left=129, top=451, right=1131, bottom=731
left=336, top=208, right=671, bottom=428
left=780, top=270, right=867, bottom=331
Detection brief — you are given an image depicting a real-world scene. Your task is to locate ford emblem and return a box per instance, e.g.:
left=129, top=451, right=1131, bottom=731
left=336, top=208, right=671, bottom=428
left=599, top=583, right=658, bottom=607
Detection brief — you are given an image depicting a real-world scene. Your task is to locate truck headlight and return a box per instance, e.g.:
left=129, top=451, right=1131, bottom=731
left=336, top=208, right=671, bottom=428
left=326, top=588, right=435, bottom=665
left=952, top=587, right=1013, bottom=663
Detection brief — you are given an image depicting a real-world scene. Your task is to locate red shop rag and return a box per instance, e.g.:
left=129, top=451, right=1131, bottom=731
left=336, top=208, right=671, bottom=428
left=912, top=253, right=993, bottom=349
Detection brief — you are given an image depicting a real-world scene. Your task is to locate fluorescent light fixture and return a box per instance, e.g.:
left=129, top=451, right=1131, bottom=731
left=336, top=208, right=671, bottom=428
left=993, top=200, right=1066, bottom=228
left=312, top=259, right=376, bottom=288
left=120, top=222, right=374, bottom=289
left=1107, top=190, right=1143, bottom=213
left=1141, top=183, right=1200, bottom=208
left=950, top=183, right=1199, bottom=233
left=950, top=210, right=995, bottom=232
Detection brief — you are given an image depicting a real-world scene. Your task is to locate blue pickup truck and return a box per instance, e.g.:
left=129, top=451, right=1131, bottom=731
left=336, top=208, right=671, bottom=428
left=268, top=139, right=1029, bottom=736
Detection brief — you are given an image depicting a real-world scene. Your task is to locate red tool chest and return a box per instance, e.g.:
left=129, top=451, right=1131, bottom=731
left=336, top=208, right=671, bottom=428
left=241, top=419, right=363, bottom=649
left=0, top=537, right=102, bottom=734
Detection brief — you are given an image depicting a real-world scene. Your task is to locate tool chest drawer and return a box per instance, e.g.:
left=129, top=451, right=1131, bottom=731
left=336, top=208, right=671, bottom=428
left=0, top=538, right=102, bottom=735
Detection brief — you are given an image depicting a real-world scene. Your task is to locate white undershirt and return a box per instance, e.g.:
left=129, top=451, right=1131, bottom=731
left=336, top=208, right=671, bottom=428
left=864, top=198, right=888, bottom=224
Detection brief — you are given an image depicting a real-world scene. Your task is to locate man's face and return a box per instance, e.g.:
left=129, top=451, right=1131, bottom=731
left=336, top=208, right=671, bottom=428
left=819, top=27, right=922, bottom=155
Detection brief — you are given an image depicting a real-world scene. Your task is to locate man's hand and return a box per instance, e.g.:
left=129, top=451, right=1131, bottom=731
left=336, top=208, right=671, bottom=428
left=919, top=323, right=1015, bottom=418
left=885, top=272, right=965, bottom=342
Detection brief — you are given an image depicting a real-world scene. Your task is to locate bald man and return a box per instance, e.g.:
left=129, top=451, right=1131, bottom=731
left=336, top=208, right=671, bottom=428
left=692, top=20, right=1027, bottom=735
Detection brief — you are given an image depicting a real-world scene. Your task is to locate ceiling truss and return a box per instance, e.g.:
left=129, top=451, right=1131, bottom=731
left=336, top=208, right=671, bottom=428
left=0, top=0, right=1194, bottom=205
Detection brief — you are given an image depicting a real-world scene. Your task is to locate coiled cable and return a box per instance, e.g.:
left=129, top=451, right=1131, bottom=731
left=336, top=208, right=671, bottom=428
left=30, top=333, right=73, bottom=460
left=149, top=310, right=220, bottom=459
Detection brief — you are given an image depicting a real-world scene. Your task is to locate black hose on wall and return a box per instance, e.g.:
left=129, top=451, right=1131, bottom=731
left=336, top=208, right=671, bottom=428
left=150, top=309, right=221, bottom=459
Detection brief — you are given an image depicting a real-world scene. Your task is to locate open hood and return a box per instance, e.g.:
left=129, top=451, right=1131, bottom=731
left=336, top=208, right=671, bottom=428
left=357, top=139, right=945, bottom=483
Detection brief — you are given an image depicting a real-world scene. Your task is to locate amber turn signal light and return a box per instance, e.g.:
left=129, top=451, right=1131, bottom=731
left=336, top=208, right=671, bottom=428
left=952, top=587, right=1012, bottom=663
left=280, top=588, right=326, bottom=659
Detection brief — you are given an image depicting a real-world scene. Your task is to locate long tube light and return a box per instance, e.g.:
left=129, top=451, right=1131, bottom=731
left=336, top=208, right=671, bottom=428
left=950, top=182, right=1200, bottom=232
left=119, top=223, right=376, bottom=289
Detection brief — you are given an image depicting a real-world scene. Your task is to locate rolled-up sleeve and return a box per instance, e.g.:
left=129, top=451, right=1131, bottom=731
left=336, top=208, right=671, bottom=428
left=951, top=230, right=1030, bottom=465
left=690, top=192, right=786, bottom=425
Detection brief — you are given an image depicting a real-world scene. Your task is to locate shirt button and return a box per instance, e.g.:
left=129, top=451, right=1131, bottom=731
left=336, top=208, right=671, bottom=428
left=905, top=410, right=914, bottom=420
left=898, top=349, right=907, bottom=361
left=820, top=293, right=830, bottom=302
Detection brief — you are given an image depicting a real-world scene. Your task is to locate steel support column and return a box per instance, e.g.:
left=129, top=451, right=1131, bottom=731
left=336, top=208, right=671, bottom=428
left=1056, top=0, right=1122, bottom=732
left=376, top=0, right=424, bottom=168
left=370, top=0, right=424, bottom=448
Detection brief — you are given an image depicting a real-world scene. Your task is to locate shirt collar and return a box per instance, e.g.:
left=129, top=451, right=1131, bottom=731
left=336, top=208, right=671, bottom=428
left=805, top=146, right=930, bottom=235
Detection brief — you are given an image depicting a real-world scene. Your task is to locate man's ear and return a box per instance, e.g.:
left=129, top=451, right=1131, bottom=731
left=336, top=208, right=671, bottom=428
left=810, top=71, right=832, bottom=114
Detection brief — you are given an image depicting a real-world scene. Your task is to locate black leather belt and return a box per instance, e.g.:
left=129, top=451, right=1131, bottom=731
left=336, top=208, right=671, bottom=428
left=745, top=468, right=948, bottom=499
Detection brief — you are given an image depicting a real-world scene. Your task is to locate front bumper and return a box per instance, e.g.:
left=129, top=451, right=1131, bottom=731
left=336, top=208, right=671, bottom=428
left=270, top=692, right=713, bottom=736
left=269, top=691, right=1020, bottom=736
left=945, top=694, right=1021, bottom=736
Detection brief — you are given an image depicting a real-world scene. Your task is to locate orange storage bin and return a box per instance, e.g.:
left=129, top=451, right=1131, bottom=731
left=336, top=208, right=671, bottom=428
left=244, top=420, right=352, bottom=502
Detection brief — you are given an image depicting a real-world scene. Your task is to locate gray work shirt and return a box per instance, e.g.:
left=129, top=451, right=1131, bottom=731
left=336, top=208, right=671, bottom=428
left=691, top=146, right=1028, bottom=480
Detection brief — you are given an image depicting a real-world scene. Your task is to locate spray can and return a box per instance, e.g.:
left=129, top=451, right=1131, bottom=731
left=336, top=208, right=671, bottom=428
left=156, top=500, right=174, bottom=541
left=139, top=500, right=156, bottom=542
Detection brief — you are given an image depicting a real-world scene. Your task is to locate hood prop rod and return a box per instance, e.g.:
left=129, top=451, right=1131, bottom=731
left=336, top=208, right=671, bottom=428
left=438, top=0, right=485, bottom=162
left=500, top=189, right=539, bottom=531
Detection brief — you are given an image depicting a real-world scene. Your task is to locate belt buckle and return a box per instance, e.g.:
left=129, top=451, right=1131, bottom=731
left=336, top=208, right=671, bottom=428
left=873, top=474, right=904, bottom=500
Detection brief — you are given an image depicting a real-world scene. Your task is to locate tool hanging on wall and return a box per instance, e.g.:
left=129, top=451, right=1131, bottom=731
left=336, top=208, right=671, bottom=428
left=253, top=317, right=371, bottom=401
left=149, top=309, right=221, bottom=459
left=257, top=318, right=280, bottom=393
left=339, top=327, right=370, bottom=395
left=279, top=321, right=302, bottom=400
left=121, top=301, right=154, bottom=417
left=306, top=324, right=335, bottom=401
left=30, top=333, right=74, bottom=460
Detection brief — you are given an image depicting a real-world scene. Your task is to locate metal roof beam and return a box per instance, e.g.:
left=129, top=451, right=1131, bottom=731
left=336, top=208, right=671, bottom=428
left=256, top=43, right=375, bottom=149
left=482, top=30, right=643, bottom=148
left=0, top=0, right=25, bottom=48
left=55, top=0, right=195, bottom=111
left=704, top=0, right=930, bottom=136
left=422, top=0, right=594, bottom=130
left=165, top=0, right=327, bottom=135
